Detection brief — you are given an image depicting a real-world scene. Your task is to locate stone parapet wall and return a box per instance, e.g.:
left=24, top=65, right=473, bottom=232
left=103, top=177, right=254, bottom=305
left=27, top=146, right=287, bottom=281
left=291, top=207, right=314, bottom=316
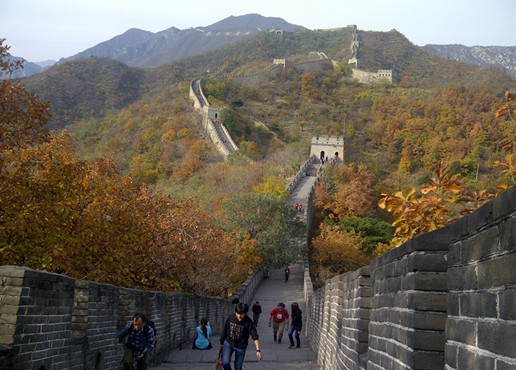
left=292, top=59, right=334, bottom=74
left=446, top=185, right=516, bottom=369
left=351, top=68, right=392, bottom=84
left=286, top=155, right=319, bottom=193
left=307, top=185, right=516, bottom=369
left=0, top=266, right=264, bottom=369
left=368, top=230, right=448, bottom=369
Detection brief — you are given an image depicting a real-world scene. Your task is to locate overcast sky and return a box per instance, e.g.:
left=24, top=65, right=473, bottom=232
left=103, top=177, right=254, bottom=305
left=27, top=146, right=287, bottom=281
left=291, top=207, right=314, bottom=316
left=1, top=0, right=515, bottom=62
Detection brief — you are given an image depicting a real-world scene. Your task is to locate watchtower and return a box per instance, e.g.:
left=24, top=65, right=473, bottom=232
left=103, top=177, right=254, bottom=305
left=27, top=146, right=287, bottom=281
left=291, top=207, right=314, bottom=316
left=310, top=135, right=344, bottom=163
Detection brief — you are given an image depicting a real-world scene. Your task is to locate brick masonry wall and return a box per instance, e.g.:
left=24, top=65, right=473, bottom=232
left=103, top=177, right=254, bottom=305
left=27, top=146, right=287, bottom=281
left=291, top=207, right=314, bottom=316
left=446, top=185, right=516, bottom=369
left=307, top=185, right=516, bottom=369
left=0, top=266, right=264, bottom=369
left=368, top=230, right=448, bottom=370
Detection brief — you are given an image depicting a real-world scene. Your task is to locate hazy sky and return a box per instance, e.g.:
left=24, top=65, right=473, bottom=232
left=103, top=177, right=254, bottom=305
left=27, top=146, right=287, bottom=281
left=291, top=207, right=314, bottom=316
left=1, top=0, right=515, bottom=62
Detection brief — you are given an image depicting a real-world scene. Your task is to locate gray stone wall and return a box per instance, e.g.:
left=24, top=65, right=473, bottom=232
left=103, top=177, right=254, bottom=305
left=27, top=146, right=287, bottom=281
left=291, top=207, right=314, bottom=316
left=0, top=266, right=264, bottom=369
left=292, top=59, right=334, bottom=74
left=307, top=185, right=516, bottom=369
left=446, top=185, right=516, bottom=370
left=368, top=230, right=448, bottom=369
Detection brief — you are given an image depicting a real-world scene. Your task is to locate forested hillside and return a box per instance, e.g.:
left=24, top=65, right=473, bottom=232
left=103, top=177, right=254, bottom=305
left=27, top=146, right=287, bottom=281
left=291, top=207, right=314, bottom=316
left=17, top=27, right=516, bottom=285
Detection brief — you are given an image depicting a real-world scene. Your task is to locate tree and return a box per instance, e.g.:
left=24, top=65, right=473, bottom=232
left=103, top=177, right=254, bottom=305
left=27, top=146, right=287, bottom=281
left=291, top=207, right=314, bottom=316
left=0, top=40, right=260, bottom=296
left=252, top=176, right=290, bottom=200
left=0, top=39, right=50, bottom=150
left=314, top=163, right=376, bottom=219
left=311, top=223, right=371, bottom=281
left=494, top=90, right=516, bottom=190
left=378, top=162, right=492, bottom=249
left=217, top=193, right=305, bottom=268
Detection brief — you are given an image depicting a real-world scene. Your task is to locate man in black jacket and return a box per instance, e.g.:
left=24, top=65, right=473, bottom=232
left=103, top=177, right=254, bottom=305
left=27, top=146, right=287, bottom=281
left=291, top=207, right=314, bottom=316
left=220, top=303, right=262, bottom=369
left=251, top=301, right=262, bottom=326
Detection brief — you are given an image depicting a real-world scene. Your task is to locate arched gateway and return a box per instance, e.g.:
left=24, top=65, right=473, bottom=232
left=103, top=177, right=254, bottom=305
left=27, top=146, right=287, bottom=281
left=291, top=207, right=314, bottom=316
left=310, top=135, right=344, bottom=163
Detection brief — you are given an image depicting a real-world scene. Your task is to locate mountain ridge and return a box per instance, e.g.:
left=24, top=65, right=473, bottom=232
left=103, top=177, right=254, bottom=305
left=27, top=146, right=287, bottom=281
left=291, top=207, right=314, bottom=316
left=62, top=14, right=304, bottom=68
left=10, top=14, right=514, bottom=78
left=423, top=44, right=516, bottom=77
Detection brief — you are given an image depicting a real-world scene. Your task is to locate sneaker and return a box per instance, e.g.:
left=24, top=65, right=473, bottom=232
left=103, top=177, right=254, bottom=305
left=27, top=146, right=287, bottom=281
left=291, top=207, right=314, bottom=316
left=289, top=345, right=295, bottom=349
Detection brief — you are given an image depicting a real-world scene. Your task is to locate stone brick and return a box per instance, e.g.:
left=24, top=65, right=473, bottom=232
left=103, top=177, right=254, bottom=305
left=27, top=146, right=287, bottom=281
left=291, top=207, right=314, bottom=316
left=414, top=350, right=445, bottom=369
left=448, top=265, right=477, bottom=291
left=411, top=311, right=447, bottom=330
left=461, top=227, right=500, bottom=263
left=466, top=200, right=493, bottom=234
left=445, top=342, right=458, bottom=368
left=447, top=216, right=468, bottom=242
left=412, top=253, right=447, bottom=272
left=459, top=292, right=497, bottom=318
left=499, top=289, right=516, bottom=320
left=492, top=185, right=516, bottom=221
left=447, top=293, right=460, bottom=316
left=445, top=317, right=476, bottom=346
left=408, top=227, right=451, bottom=252
left=500, top=216, right=516, bottom=253
left=476, top=252, right=516, bottom=289
left=496, top=359, right=516, bottom=370
left=478, top=320, right=516, bottom=358
left=414, top=329, right=445, bottom=351
left=448, top=241, right=462, bottom=267
left=403, top=273, right=447, bottom=291
left=457, top=345, right=496, bottom=370
left=414, top=292, right=447, bottom=311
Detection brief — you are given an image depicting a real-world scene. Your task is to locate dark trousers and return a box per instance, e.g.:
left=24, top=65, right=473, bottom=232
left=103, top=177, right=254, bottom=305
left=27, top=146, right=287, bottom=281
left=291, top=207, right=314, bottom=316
left=122, top=346, right=149, bottom=370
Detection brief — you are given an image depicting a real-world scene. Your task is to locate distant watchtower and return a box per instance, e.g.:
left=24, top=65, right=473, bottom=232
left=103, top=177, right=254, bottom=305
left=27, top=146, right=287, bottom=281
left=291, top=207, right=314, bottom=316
left=310, top=135, right=344, bottom=163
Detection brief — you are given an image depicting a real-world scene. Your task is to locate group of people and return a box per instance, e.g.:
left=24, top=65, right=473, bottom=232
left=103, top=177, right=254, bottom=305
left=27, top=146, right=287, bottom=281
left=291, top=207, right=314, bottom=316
left=268, top=302, right=302, bottom=348
left=118, top=281, right=302, bottom=369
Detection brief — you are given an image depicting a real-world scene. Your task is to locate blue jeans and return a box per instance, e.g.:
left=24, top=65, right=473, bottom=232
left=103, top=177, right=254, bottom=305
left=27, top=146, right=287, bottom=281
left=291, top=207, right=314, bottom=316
left=288, top=324, right=300, bottom=347
left=222, top=341, right=246, bottom=370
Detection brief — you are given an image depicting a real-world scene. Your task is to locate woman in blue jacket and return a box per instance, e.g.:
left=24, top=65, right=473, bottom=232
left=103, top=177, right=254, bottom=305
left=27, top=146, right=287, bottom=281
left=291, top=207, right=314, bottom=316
left=193, top=317, right=213, bottom=349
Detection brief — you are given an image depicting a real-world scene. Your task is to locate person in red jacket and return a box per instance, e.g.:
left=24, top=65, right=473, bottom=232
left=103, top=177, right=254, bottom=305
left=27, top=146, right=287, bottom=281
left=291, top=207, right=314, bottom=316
left=284, top=266, right=290, bottom=282
left=268, top=303, right=290, bottom=344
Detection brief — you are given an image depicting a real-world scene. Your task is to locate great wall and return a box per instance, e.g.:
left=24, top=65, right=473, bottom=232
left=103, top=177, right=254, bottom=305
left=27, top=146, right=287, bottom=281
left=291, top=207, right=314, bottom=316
left=1, top=26, right=515, bottom=369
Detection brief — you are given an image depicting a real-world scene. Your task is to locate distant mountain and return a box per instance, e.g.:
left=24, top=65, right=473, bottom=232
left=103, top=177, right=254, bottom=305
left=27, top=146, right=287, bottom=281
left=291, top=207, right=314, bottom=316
left=23, top=57, right=145, bottom=128
left=423, top=44, right=516, bottom=77
left=34, top=60, right=57, bottom=69
left=64, top=14, right=304, bottom=68
left=0, top=56, right=48, bottom=80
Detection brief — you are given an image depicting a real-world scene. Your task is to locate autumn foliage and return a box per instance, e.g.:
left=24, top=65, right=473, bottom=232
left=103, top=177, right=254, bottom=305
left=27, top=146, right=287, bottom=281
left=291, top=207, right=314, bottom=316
left=0, top=40, right=260, bottom=296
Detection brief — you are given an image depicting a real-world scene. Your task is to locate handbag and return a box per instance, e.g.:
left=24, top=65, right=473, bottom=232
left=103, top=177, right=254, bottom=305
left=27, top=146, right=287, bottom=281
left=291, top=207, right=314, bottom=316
left=215, top=348, right=223, bottom=370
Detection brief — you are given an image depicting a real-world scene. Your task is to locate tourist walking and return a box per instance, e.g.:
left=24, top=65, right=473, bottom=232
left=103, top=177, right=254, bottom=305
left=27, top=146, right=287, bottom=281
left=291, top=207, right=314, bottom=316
left=252, top=301, right=262, bottom=326
left=288, top=302, right=302, bottom=349
left=118, top=313, right=156, bottom=370
left=284, top=266, right=290, bottom=282
left=269, top=303, right=290, bottom=344
left=193, top=317, right=212, bottom=350
left=220, top=302, right=262, bottom=370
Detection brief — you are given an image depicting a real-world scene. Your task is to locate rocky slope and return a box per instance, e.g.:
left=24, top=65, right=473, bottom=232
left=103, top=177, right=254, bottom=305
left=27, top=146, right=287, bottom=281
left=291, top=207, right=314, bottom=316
left=63, top=14, right=304, bottom=68
left=423, top=44, right=516, bottom=77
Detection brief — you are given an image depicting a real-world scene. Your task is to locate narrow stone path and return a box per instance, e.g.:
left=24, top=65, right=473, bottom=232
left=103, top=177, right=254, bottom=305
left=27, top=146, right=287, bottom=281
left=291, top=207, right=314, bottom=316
left=151, top=161, right=323, bottom=369
left=151, top=265, right=320, bottom=369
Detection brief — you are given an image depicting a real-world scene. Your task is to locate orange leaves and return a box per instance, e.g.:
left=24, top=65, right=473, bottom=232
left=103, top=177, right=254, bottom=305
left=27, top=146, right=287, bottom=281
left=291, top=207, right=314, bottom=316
left=493, top=90, right=516, bottom=189
left=0, top=46, right=256, bottom=296
left=494, top=91, right=516, bottom=120
left=379, top=162, right=492, bottom=248
left=311, top=223, right=371, bottom=280
left=315, top=163, right=376, bottom=219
